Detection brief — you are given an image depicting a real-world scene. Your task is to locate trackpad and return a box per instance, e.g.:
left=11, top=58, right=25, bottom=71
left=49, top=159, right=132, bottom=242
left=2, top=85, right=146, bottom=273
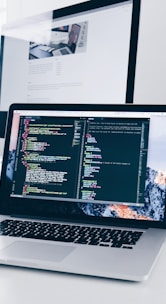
left=1, top=241, right=75, bottom=263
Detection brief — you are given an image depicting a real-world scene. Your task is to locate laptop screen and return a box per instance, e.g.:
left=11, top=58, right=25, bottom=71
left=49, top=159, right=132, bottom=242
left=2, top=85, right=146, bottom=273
left=3, top=105, right=166, bottom=224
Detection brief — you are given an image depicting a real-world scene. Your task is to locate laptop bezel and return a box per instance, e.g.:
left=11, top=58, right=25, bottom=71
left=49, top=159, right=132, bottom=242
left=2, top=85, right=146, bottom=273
left=0, top=103, right=166, bottom=230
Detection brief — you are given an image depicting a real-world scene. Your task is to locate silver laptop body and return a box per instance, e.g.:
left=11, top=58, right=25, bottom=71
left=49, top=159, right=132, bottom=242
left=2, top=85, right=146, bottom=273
left=0, top=103, right=166, bottom=281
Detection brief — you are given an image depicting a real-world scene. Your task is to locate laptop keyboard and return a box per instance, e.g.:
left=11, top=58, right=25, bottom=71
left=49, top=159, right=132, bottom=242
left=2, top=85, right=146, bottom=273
left=0, top=219, right=143, bottom=249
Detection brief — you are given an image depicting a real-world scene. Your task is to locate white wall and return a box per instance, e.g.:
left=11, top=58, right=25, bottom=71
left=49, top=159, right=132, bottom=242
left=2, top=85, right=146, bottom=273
left=6, top=0, right=166, bottom=104
left=134, top=0, right=166, bottom=104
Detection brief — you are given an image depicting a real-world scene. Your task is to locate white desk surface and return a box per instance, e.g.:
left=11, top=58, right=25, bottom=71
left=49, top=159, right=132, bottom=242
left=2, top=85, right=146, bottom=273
left=0, top=140, right=166, bottom=304
left=0, top=241, right=165, bottom=304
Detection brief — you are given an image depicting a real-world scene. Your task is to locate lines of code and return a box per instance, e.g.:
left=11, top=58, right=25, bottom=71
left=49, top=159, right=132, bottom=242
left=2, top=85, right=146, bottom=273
left=12, top=115, right=149, bottom=206
left=13, top=117, right=84, bottom=199
left=79, top=118, right=149, bottom=206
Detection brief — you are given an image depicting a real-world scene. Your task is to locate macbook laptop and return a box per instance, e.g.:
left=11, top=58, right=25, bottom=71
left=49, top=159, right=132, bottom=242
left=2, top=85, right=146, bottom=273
left=0, top=103, right=166, bottom=281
